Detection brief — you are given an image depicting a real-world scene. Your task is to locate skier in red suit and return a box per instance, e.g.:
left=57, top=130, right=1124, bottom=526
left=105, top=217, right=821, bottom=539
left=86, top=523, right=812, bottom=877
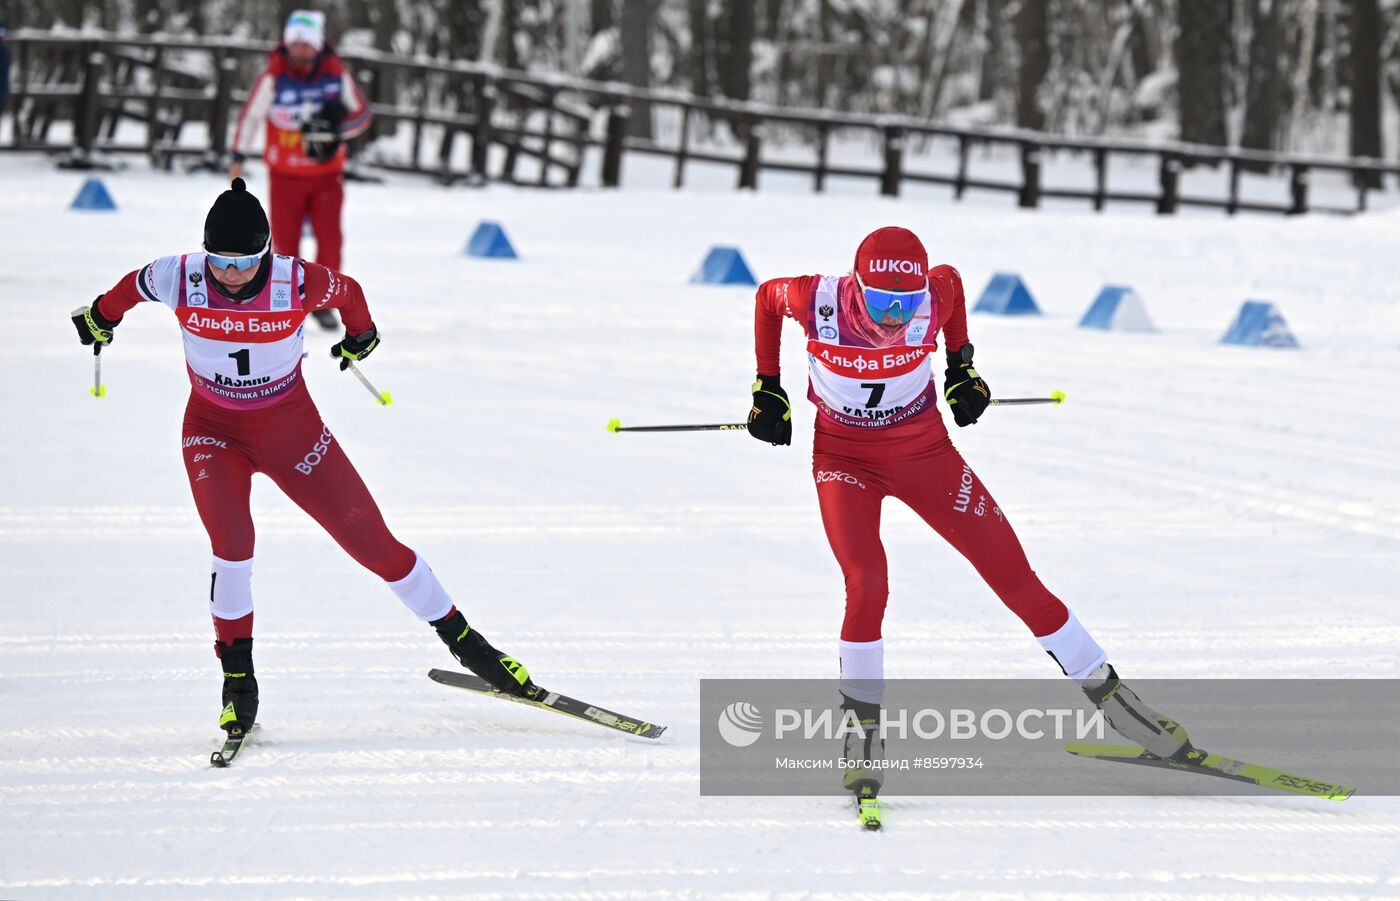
left=228, top=9, right=372, bottom=330
left=746, top=226, right=1187, bottom=802
left=70, top=179, right=533, bottom=737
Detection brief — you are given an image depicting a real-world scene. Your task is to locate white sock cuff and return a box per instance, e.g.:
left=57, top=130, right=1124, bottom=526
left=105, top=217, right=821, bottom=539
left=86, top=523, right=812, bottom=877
left=1037, top=611, right=1108, bottom=681
left=388, top=555, right=454, bottom=622
left=839, top=638, right=885, bottom=705
left=210, top=555, right=254, bottom=620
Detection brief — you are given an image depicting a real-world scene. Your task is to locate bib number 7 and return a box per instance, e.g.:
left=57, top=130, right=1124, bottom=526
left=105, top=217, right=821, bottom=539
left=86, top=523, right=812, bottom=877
left=861, top=383, right=885, bottom=409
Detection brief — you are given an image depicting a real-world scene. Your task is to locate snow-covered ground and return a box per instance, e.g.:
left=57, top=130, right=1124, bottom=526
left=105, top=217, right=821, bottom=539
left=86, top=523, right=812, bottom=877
left=2, top=154, right=1398, bottom=898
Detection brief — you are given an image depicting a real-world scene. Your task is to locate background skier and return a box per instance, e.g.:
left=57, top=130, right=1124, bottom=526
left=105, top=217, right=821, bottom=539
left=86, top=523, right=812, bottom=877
left=228, top=9, right=372, bottom=330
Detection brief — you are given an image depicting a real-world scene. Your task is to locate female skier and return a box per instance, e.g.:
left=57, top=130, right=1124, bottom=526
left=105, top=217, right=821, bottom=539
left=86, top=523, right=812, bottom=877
left=744, top=226, right=1187, bottom=815
left=70, top=179, right=533, bottom=742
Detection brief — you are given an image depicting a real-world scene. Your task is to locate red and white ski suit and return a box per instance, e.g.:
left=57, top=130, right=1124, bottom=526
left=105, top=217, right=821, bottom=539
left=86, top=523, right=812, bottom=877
left=230, top=46, right=372, bottom=272
left=97, top=255, right=454, bottom=650
left=754, top=268, right=1106, bottom=687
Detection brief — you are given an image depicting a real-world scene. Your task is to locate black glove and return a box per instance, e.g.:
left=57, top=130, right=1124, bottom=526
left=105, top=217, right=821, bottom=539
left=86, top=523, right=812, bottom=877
left=943, top=343, right=990, bottom=427
left=302, top=98, right=346, bottom=162
left=71, top=298, right=120, bottom=346
left=747, top=374, right=792, bottom=446
left=331, top=326, right=380, bottom=371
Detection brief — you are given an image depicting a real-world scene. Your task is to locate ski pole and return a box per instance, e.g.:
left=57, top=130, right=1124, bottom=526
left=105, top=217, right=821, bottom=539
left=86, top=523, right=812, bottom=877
left=606, top=390, right=1064, bottom=433
left=607, top=419, right=747, bottom=433
left=990, top=390, right=1066, bottom=407
left=345, top=360, right=393, bottom=406
left=90, top=343, right=106, bottom=398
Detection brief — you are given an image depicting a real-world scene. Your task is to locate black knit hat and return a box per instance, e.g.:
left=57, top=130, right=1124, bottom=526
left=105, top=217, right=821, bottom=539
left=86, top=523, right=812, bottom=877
left=204, top=178, right=270, bottom=254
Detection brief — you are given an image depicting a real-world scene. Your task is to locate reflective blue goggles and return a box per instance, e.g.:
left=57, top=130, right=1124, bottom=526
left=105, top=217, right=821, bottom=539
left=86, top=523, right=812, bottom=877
left=207, top=247, right=267, bottom=271
left=858, top=274, right=929, bottom=326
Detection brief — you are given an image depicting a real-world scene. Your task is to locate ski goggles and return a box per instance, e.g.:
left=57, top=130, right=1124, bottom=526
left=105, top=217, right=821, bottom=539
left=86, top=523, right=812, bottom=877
left=857, top=273, right=929, bottom=325
left=206, top=245, right=268, bottom=272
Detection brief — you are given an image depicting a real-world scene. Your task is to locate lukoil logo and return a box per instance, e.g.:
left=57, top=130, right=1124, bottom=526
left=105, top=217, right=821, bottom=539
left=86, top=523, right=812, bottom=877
left=717, top=701, right=764, bottom=747
left=867, top=259, right=924, bottom=275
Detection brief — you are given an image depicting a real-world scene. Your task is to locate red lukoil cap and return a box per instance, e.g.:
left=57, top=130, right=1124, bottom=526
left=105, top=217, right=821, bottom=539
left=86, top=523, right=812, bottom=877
left=853, top=226, right=929, bottom=291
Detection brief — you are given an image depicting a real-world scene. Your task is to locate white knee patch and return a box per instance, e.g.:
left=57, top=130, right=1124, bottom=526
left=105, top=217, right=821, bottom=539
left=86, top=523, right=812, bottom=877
left=210, top=556, right=254, bottom=620
left=839, top=638, right=885, bottom=705
left=1037, top=611, right=1108, bottom=680
left=388, top=555, right=454, bottom=622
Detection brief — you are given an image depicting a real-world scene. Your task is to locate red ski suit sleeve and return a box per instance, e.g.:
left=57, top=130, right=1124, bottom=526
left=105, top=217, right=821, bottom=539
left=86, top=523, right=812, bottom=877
left=93, top=270, right=147, bottom=323
left=95, top=260, right=376, bottom=337
left=753, top=274, right=817, bottom=377
left=299, top=261, right=375, bottom=335
left=753, top=265, right=971, bottom=377
left=929, top=264, right=970, bottom=354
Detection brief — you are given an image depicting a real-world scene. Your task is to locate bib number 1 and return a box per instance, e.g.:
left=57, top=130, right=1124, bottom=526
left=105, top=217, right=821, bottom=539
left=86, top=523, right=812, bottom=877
left=228, top=348, right=250, bottom=376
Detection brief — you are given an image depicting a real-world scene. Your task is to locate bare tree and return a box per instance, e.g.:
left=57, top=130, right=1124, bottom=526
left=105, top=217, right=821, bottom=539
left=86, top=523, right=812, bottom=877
left=1241, top=0, right=1282, bottom=153
left=979, top=0, right=1006, bottom=103
left=1349, top=0, right=1383, bottom=183
left=1289, top=0, right=1320, bottom=142
left=1015, top=0, right=1049, bottom=129
left=717, top=0, right=755, bottom=102
left=1176, top=0, right=1231, bottom=145
left=687, top=0, right=711, bottom=96
left=620, top=0, right=653, bottom=138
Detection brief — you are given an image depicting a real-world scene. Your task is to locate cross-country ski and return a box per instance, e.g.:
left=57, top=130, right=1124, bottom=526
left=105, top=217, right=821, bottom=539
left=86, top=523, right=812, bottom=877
left=1065, top=742, right=1357, bottom=800
left=428, top=669, right=667, bottom=739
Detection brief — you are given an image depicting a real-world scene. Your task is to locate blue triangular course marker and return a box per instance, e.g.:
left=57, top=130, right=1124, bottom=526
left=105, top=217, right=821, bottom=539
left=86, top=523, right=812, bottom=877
left=973, top=272, right=1041, bottom=315
left=1079, top=285, right=1155, bottom=331
left=690, top=245, right=757, bottom=286
left=465, top=221, right=519, bottom=259
left=1220, top=300, right=1299, bottom=348
left=71, top=178, right=117, bottom=211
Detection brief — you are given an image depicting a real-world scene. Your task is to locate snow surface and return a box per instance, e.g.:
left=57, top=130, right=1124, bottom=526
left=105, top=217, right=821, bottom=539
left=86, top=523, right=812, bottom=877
left=2, top=154, right=1399, bottom=898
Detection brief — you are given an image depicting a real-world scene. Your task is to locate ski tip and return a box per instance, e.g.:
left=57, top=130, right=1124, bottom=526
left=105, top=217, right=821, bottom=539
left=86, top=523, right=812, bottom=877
left=606, top=417, right=622, bottom=433
left=1050, top=389, right=1067, bottom=405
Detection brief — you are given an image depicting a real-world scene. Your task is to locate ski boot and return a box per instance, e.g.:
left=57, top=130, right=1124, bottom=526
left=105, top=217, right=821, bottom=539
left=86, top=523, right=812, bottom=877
left=1079, top=663, right=1192, bottom=761
left=431, top=609, right=533, bottom=697
left=217, top=637, right=259, bottom=733
left=840, top=694, right=884, bottom=831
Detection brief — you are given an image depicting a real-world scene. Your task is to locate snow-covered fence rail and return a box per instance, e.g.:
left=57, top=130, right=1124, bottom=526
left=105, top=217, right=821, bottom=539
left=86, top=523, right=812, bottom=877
left=6, top=29, right=1400, bottom=216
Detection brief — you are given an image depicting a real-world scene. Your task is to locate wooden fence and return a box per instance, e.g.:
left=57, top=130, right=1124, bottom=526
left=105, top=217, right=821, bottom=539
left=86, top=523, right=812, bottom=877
left=6, top=30, right=1400, bottom=215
